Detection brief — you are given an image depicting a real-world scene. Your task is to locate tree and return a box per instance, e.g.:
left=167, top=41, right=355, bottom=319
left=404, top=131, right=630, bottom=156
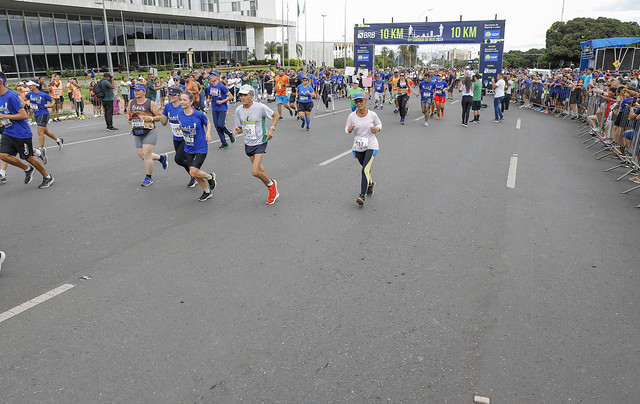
left=545, top=17, right=640, bottom=67
left=334, top=58, right=353, bottom=69
left=265, top=41, right=279, bottom=59
left=407, top=45, right=418, bottom=67
left=397, top=45, right=409, bottom=66
left=295, top=43, right=303, bottom=59
left=248, top=48, right=256, bottom=61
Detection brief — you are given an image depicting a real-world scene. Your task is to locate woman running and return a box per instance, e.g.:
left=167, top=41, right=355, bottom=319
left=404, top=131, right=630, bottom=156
left=297, top=76, right=316, bottom=131
left=345, top=92, right=382, bottom=206
left=160, top=87, right=196, bottom=187
left=176, top=91, right=217, bottom=202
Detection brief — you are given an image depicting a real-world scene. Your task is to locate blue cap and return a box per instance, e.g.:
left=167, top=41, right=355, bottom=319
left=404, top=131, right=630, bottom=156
left=134, top=83, right=147, bottom=92
left=352, top=92, right=366, bottom=100
left=210, top=70, right=219, bottom=76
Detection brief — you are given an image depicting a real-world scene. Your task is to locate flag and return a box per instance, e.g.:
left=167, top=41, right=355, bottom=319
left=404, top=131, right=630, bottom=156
left=297, top=0, right=300, bottom=17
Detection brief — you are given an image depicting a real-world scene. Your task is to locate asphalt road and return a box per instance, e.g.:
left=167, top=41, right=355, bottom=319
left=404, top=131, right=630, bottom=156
left=1, top=94, right=639, bottom=403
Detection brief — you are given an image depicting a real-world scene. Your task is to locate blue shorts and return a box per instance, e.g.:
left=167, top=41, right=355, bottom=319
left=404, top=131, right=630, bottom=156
left=35, top=114, right=50, bottom=127
left=245, top=142, right=267, bottom=156
left=276, top=95, right=289, bottom=104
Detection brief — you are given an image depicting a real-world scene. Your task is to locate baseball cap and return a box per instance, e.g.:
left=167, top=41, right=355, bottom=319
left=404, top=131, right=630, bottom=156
left=133, top=84, right=147, bottom=91
left=168, top=86, right=182, bottom=96
left=210, top=70, right=219, bottom=76
left=238, top=84, right=254, bottom=95
left=25, top=80, right=38, bottom=86
left=104, top=72, right=112, bottom=78
left=352, top=92, right=366, bottom=100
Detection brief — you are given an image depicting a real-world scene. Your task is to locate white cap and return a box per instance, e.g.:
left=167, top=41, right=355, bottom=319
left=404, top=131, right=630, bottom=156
left=26, top=81, right=38, bottom=86
left=238, top=84, right=254, bottom=94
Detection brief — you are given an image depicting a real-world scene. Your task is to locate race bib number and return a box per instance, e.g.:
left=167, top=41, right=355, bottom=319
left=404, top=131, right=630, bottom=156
left=169, top=122, right=182, bottom=138
left=210, top=88, right=219, bottom=97
left=242, top=123, right=258, bottom=140
left=182, top=129, right=195, bottom=146
left=1, top=118, right=12, bottom=127
left=131, top=119, right=145, bottom=128
left=352, top=136, right=369, bottom=152
left=299, top=93, right=310, bottom=102
left=31, top=104, right=38, bottom=110
left=286, top=88, right=292, bottom=96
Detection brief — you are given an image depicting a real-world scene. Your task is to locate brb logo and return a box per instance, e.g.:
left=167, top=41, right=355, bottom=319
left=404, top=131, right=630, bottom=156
left=357, top=31, right=376, bottom=39
left=484, top=30, right=501, bottom=39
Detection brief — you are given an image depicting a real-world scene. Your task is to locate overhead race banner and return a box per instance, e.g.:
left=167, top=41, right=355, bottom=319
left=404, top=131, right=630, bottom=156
left=354, top=20, right=505, bottom=46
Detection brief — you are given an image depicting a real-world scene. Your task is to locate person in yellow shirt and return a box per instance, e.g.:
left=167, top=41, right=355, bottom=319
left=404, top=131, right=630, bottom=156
left=50, top=75, right=64, bottom=122
left=70, top=79, right=85, bottom=119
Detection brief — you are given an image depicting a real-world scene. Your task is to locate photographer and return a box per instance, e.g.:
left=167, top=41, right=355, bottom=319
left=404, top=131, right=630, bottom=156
left=101, top=73, right=118, bottom=131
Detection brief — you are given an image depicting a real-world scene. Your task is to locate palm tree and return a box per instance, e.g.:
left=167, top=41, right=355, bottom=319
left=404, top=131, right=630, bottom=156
left=265, top=41, right=279, bottom=59
left=248, top=48, right=256, bottom=61
left=296, top=43, right=303, bottom=59
left=407, top=45, right=418, bottom=67
left=387, top=50, right=396, bottom=67
left=397, top=45, right=410, bottom=66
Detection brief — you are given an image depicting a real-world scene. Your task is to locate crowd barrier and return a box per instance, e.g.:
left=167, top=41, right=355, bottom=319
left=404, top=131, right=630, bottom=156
left=510, top=80, right=640, bottom=209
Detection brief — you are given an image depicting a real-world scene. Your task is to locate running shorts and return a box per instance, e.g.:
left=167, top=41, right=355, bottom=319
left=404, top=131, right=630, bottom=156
left=184, top=152, right=207, bottom=169
left=245, top=142, right=267, bottom=156
left=374, top=92, right=384, bottom=102
left=276, top=95, right=289, bottom=104
left=434, top=95, right=446, bottom=104
left=0, top=134, right=34, bottom=159
left=133, top=128, right=158, bottom=148
left=298, top=102, right=313, bottom=112
left=421, top=99, right=433, bottom=109
left=35, top=114, right=50, bottom=127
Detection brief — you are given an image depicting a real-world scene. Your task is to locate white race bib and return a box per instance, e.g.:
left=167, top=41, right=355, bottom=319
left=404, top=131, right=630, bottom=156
left=169, top=122, right=182, bottom=138
left=31, top=103, right=38, bottom=110
left=243, top=123, right=258, bottom=140
left=210, top=88, right=219, bottom=97
left=352, top=136, right=369, bottom=152
left=131, top=119, right=145, bottom=128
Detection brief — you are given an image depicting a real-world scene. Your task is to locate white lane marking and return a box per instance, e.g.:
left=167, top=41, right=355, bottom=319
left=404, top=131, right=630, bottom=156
left=0, top=284, right=75, bottom=324
left=316, top=108, right=350, bottom=118
left=45, top=132, right=129, bottom=149
left=507, top=154, right=518, bottom=189
left=516, top=118, right=521, bottom=129
left=451, top=100, right=460, bottom=105
left=414, top=115, right=427, bottom=121
left=319, top=150, right=352, bottom=166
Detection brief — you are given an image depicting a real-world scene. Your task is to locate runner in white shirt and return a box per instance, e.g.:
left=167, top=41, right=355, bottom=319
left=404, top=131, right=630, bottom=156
left=345, top=92, right=382, bottom=206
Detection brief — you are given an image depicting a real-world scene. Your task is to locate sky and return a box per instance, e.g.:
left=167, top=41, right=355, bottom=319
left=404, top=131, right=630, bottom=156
left=276, top=0, right=640, bottom=52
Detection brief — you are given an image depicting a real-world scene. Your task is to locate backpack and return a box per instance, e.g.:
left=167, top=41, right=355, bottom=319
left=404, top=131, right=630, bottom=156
left=93, top=81, right=105, bottom=99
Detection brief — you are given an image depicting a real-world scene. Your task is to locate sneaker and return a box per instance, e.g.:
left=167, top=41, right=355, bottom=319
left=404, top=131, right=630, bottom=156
left=141, top=176, right=153, bottom=187
left=57, top=138, right=64, bottom=150
left=0, top=173, right=6, bottom=184
left=38, top=175, right=54, bottom=189
left=207, top=172, right=217, bottom=192
left=424, top=121, right=429, bottom=126
left=472, top=120, right=479, bottom=124
left=106, top=127, right=119, bottom=131
left=306, top=126, right=310, bottom=131
left=441, top=112, right=445, bottom=117
left=159, top=153, right=168, bottom=170
left=380, top=106, right=383, bottom=110
left=366, top=181, right=375, bottom=197
left=374, top=105, right=378, bottom=109
left=266, top=179, right=279, bottom=205
left=393, top=108, right=398, bottom=113
left=279, top=116, right=283, bottom=120
left=38, top=147, right=47, bottom=165
left=0, top=250, right=5, bottom=272
left=492, top=119, right=500, bottom=123
left=301, top=119, right=305, bottom=128
left=289, top=108, right=293, bottom=116
left=187, top=177, right=197, bottom=188
left=436, top=116, right=440, bottom=120
left=401, top=119, right=405, bottom=125
left=218, top=144, right=229, bottom=150
left=199, top=191, right=213, bottom=201
left=356, top=194, right=365, bottom=206
left=462, top=123, right=468, bottom=127
left=24, top=166, right=34, bottom=184
left=229, top=133, right=236, bottom=144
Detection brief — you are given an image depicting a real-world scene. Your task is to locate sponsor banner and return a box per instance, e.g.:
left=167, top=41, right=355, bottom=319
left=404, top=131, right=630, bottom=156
left=478, top=42, right=504, bottom=89
left=354, top=20, right=505, bottom=46
left=355, top=45, right=374, bottom=71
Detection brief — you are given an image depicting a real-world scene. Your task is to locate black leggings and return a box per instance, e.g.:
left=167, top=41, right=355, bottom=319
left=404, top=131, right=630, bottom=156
left=354, top=149, right=375, bottom=195
left=397, top=93, right=409, bottom=120
left=502, top=93, right=511, bottom=111
left=461, top=95, right=473, bottom=124
left=173, top=139, right=191, bottom=174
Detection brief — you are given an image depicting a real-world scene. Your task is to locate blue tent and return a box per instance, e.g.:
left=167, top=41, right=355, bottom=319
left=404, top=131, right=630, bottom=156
left=580, top=37, right=640, bottom=71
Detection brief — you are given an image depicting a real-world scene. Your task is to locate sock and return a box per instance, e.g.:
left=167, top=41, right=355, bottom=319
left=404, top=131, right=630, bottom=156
left=267, top=180, right=274, bottom=187
left=25, top=166, right=31, bottom=172
left=146, top=174, right=152, bottom=179
left=34, top=149, right=42, bottom=157
left=0, top=169, right=6, bottom=176
left=45, top=175, right=51, bottom=179
left=305, top=117, right=310, bottom=127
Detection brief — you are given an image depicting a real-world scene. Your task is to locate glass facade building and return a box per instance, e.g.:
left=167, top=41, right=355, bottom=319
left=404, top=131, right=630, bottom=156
left=0, top=0, right=282, bottom=78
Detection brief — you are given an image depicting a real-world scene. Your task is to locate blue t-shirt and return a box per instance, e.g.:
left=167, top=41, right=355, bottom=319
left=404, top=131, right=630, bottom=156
left=25, top=91, right=52, bottom=116
left=177, top=109, right=209, bottom=154
left=620, top=98, right=633, bottom=113
left=0, top=89, right=32, bottom=139
left=419, top=80, right=434, bottom=101
left=207, top=82, right=230, bottom=111
left=434, top=80, right=447, bottom=97
left=297, top=84, right=314, bottom=103
left=373, top=80, right=385, bottom=93
left=162, top=102, right=184, bottom=140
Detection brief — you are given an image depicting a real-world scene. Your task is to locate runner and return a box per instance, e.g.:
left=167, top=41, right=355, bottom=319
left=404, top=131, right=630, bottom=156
left=0, top=72, right=54, bottom=188
left=176, top=91, right=217, bottom=202
left=233, top=84, right=279, bottom=205
left=471, top=74, right=483, bottom=123
left=345, top=92, right=382, bottom=206
left=289, top=70, right=302, bottom=118
left=396, top=72, right=411, bottom=125
left=160, top=87, right=196, bottom=187
left=25, top=81, right=64, bottom=151
left=347, top=81, right=364, bottom=112
left=318, top=72, right=333, bottom=111
left=419, top=73, right=434, bottom=126
left=206, top=71, right=236, bottom=150
left=127, top=83, right=168, bottom=186
left=274, top=68, right=293, bottom=119
left=390, top=70, right=400, bottom=111
left=373, top=73, right=385, bottom=110
left=433, top=73, right=449, bottom=120
left=296, top=76, right=315, bottom=131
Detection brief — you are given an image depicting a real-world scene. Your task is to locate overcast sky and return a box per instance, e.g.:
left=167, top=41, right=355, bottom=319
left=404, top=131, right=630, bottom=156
left=278, top=0, right=640, bottom=52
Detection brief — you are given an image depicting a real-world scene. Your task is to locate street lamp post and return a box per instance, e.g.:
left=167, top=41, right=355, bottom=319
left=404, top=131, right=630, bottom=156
left=343, top=0, right=347, bottom=70
left=98, top=0, right=114, bottom=75
left=322, top=15, right=327, bottom=67
left=120, top=10, right=129, bottom=78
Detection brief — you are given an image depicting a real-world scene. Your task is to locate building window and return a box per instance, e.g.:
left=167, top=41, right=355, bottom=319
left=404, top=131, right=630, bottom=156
left=25, top=13, right=43, bottom=45
left=40, top=14, right=57, bottom=46
left=68, top=17, right=82, bottom=45
left=81, top=17, right=94, bottom=45
left=231, top=1, right=240, bottom=11
left=93, top=19, right=105, bottom=45
left=55, top=15, right=70, bottom=45
left=9, top=12, right=28, bottom=45
left=0, top=14, right=11, bottom=45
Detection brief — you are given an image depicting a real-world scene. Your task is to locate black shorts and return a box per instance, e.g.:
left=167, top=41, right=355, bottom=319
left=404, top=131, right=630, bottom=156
left=245, top=142, right=267, bottom=156
left=614, top=112, right=628, bottom=127
left=35, top=114, right=49, bottom=127
left=54, top=97, right=63, bottom=105
left=184, top=152, right=207, bottom=169
left=0, top=134, right=34, bottom=159
left=472, top=100, right=482, bottom=111
left=298, top=102, right=313, bottom=112
left=289, top=93, right=297, bottom=103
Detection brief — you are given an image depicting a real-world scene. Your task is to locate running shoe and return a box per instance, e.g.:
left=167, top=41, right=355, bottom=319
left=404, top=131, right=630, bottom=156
left=393, top=108, right=398, bottom=113
left=374, top=105, right=378, bottom=109
left=38, top=147, right=47, bottom=164
left=0, top=173, right=6, bottom=184
left=366, top=181, right=375, bottom=197
left=107, top=126, right=120, bottom=131
left=38, top=175, right=54, bottom=189
left=207, top=172, right=217, bottom=192
left=141, top=176, right=153, bottom=187
left=199, top=191, right=213, bottom=201
left=0, top=250, right=5, bottom=272
left=356, top=194, right=365, bottom=206
left=266, top=179, right=279, bottom=205
left=279, top=116, right=283, bottom=120
left=57, top=138, right=64, bottom=150
left=187, top=177, right=197, bottom=188
left=380, top=106, right=383, bottom=110
left=462, top=123, right=468, bottom=127
left=289, top=109, right=293, bottom=116
left=492, top=119, right=500, bottom=123
left=218, top=144, right=229, bottom=150
left=24, top=166, right=34, bottom=184
left=301, top=120, right=305, bottom=128
left=229, top=133, right=236, bottom=144
left=442, top=112, right=445, bottom=117
left=401, top=119, right=405, bottom=125
left=436, top=116, right=440, bottom=120
left=424, top=121, right=429, bottom=126
left=160, top=153, right=168, bottom=170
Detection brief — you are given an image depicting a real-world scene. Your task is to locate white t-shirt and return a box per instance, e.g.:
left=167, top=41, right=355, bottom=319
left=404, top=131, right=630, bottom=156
left=494, top=79, right=506, bottom=98
left=234, top=101, right=275, bottom=147
left=345, top=110, right=382, bottom=151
